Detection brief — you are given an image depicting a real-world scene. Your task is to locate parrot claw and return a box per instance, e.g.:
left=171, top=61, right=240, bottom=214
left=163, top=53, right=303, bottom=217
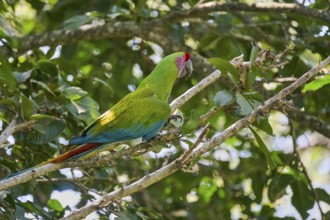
left=168, top=114, right=183, bottom=122
left=164, top=114, right=184, bottom=129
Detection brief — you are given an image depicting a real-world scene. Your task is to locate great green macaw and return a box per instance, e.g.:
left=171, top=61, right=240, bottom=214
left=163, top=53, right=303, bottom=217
left=44, top=51, right=193, bottom=163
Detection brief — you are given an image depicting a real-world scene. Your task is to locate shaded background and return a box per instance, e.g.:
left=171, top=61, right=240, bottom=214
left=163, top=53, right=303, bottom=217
left=0, top=0, right=329, bottom=219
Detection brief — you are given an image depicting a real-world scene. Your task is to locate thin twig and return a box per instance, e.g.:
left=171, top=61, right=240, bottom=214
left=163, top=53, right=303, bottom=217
left=0, top=120, right=16, bottom=147
left=288, top=118, right=325, bottom=219
left=177, top=123, right=209, bottom=167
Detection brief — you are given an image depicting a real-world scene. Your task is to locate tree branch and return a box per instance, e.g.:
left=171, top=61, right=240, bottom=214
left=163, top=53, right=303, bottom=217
left=1, top=2, right=328, bottom=55
left=0, top=120, right=16, bottom=147
left=0, top=120, right=36, bottom=148
left=61, top=55, right=330, bottom=220
left=284, top=104, right=330, bottom=139
left=187, top=2, right=330, bottom=23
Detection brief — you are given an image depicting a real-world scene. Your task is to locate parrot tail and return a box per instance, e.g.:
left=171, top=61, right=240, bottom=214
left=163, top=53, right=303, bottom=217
left=2, top=143, right=102, bottom=180
left=46, top=143, right=102, bottom=163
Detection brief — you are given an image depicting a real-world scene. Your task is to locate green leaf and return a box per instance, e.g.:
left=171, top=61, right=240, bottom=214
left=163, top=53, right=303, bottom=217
left=236, top=92, right=254, bottom=115
left=93, top=77, right=114, bottom=96
left=20, top=93, right=35, bottom=120
left=48, top=199, right=64, bottom=212
left=291, top=180, right=314, bottom=219
left=63, top=15, right=93, bottom=30
left=299, top=49, right=321, bottom=68
left=19, top=201, right=53, bottom=219
left=259, top=205, right=275, bottom=218
left=65, top=96, right=100, bottom=121
left=268, top=173, right=294, bottom=202
left=182, top=109, right=200, bottom=134
left=0, top=54, right=16, bottom=91
left=197, top=177, right=217, bottom=203
left=14, top=205, right=26, bottom=220
left=253, top=118, right=273, bottom=136
left=246, top=66, right=258, bottom=90
left=249, top=127, right=276, bottom=170
left=315, top=188, right=330, bottom=203
left=213, top=90, right=234, bottom=106
left=208, top=57, right=239, bottom=84
left=60, top=86, right=88, bottom=101
left=251, top=171, right=266, bottom=203
left=28, top=114, right=66, bottom=144
left=249, top=45, right=259, bottom=64
left=30, top=79, right=56, bottom=95
left=0, top=157, right=17, bottom=175
left=13, top=70, right=32, bottom=83
left=302, top=74, right=330, bottom=93
left=35, top=59, right=58, bottom=75
left=199, top=35, right=221, bottom=51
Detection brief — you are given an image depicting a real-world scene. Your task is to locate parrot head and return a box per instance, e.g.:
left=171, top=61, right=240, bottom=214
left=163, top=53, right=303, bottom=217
left=176, top=52, right=193, bottom=79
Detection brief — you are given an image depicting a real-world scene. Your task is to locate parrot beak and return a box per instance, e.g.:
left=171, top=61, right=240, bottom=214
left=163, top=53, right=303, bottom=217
left=178, top=59, right=193, bottom=80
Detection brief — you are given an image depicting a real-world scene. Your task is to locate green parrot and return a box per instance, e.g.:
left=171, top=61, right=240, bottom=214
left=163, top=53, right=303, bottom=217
left=45, top=51, right=193, bottom=163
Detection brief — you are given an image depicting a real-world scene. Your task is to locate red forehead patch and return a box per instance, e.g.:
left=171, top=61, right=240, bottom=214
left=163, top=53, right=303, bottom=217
left=184, top=52, right=190, bottom=61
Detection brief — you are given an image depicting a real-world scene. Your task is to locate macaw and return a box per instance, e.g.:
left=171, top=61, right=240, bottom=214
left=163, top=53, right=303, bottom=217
left=41, top=51, right=192, bottom=164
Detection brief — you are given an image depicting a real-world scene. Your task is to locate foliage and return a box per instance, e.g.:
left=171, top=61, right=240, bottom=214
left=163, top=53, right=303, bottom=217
left=0, top=0, right=329, bottom=219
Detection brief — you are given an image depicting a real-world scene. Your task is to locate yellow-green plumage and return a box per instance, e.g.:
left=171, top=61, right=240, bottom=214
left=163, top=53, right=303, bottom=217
left=60, top=52, right=193, bottom=160
left=19, top=52, right=194, bottom=165
left=3, top=52, right=192, bottom=178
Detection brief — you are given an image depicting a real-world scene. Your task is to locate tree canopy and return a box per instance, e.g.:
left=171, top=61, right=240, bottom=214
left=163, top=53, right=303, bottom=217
left=0, top=0, right=329, bottom=219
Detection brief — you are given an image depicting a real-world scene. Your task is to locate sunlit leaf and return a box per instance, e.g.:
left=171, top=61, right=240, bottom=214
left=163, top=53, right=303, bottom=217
left=302, top=74, right=330, bottom=93
left=48, top=199, right=63, bottom=212
left=299, top=49, right=321, bottom=68
left=197, top=177, right=217, bottom=203
left=60, top=86, right=88, bottom=101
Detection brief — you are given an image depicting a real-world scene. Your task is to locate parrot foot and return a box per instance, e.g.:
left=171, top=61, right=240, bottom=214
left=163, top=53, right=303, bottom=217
left=166, top=114, right=184, bottom=128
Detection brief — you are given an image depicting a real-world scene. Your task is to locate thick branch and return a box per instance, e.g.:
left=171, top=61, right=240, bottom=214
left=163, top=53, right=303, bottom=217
left=62, top=55, right=330, bottom=220
left=0, top=120, right=36, bottom=148
left=1, top=2, right=328, bottom=55
left=187, top=2, right=330, bottom=23
left=170, top=70, right=221, bottom=112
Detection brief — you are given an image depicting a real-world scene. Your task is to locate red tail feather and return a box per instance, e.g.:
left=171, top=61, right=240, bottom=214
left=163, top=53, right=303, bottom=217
left=47, top=143, right=101, bottom=163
